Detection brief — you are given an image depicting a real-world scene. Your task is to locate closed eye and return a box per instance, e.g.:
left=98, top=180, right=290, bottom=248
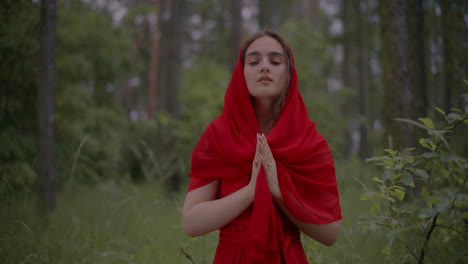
left=249, top=61, right=259, bottom=66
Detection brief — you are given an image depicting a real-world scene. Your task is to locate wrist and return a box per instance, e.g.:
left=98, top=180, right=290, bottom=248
left=246, top=181, right=256, bottom=201
left=272, top=192, right=284, bottom=204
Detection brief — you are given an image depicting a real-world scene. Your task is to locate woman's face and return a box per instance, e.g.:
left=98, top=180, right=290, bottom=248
left=243, top=36, right=289, bottom=99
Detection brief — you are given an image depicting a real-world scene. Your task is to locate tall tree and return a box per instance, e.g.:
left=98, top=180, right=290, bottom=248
left=378, top=0, right=414, bottom=149
left=303, top=0, right=318, bottom=26
left=157, top=0, right=170, bottom=113
left=231, top=0, right=242, bottom=69
left=356, top=0, right=371, bottom=158
left=166, top=0, right=185, bottom=120
left=439, top=0, right=468, bottom=156
left=258, top=0, right=274, bottom=29
left=440, top=0, right=467, bottom=111
left=341, top=0, right=353, bottom=157
left=118, top=17, right=145, bottom=115
left=147, top=2, right=161, bottom=119
left=38, top=0, right=56, bottom=212
left=406, top=0, right=428, bottom=118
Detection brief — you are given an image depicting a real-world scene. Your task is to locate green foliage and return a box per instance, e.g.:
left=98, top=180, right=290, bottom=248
left=178, top=59, right=228, bottom=153
left=0, top=160, right=384, bottom=264
left=119, top=119, right=183, bottom=191
left=56, top=0, right=131, bottom=105
left=0, top=181, right=212, bottom=264
left=0, top=0, right=136, bottom=190
left=55, top=85, right=126, bottom=185
left=0, top=0, right=41, bottom=196
left=280, top=20, right=347, bottom=157
left=359, top=106, right=468, bottom=263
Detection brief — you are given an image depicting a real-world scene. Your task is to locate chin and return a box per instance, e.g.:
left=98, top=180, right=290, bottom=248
left=248, top=88, right=282, bottom=98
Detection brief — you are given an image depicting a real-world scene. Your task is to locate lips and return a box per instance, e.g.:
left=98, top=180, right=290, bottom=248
left=257, top=76, right=273, bottom=82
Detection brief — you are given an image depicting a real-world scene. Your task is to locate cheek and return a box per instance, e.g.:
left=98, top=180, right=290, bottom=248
left=244, top=69, right=256, bottom=87
left=278, top=70, right=289, bottom=90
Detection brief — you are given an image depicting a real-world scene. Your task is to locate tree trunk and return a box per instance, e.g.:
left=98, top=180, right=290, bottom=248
left=157, top=0, right=170, bottom=112
left=440, top=0, right=467, bottom=111
left=118, top=19, right=145, bottom=116
left=356, top=0, right=371, bottom=158
left=378, top=0, right=414, bottom=149
left=147, top=3, right=161, bottom=120
left=439, top=0, right=468, bottom=156
left=341, top=0, right=353, bottom=157
left=303, top=0, right=318, bottom=26
left=38, top=0, right=56, bottom=212
left=231, top=0, right=242, bottom=69
left=166, top=0, right=184, bottom=120
left=258, top=0, right=274, bottom=29
left=407, top=0, right=428, bottom=118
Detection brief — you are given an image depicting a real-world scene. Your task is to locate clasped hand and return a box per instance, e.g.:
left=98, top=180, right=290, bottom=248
left=249, top=133, right=282, bottom=201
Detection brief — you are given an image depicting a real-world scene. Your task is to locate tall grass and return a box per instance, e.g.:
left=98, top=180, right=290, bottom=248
left=0, top=180, right=215, bottom=264
left=0, top=159, right=380, bottom=264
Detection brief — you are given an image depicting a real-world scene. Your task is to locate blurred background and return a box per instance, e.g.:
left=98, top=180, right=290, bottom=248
left=1, top=0, right=467, bottom=263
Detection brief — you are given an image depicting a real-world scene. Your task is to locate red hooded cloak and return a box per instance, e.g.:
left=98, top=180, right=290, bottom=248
left=187, top=37, right=342, bottom=264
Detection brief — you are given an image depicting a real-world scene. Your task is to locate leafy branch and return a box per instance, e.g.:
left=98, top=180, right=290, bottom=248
left=360, top=105, right=468, bottom=263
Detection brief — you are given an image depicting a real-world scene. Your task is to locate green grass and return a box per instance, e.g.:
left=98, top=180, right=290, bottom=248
left=0, top=159, right=384, bottom=264
left=0, top=181, right=217, bottom=264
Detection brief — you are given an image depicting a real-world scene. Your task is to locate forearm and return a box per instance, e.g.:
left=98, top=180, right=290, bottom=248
left=275, top=199, right=341, bottom=246
left=183, top=184, right=254, bottom=237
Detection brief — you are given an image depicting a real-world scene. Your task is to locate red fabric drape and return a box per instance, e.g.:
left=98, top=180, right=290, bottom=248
left=188, top=40, right=342, bottom=263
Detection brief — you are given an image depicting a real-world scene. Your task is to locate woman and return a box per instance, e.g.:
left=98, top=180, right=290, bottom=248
left=182, top=29, right=342, bottom=263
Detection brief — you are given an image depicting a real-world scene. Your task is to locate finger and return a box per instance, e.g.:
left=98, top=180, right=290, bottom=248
left=260, top=134, right=273, bottom=160
left=253, top=133, right=262, bottom=169
left=260, top=135, right=275, bottom=170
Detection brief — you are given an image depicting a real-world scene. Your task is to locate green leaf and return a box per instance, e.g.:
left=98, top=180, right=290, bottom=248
left=401, top=174, right=414, bottom=187
left=390, top=173, right=401, bottom=181
left=373, top=177, right=384, bottom=184
left=435, top=107, right=446, bottom=116
left=442, top=169, right=450, bottom=179
left=436, top=201, right=450, bottom=213
left=384, top=149, right=398, bottom=156
left=397, top=118, right=451, bottom=149
left=419, top=138, right=435, bottom=151
left=419, top=117, right=435, bottom=129
left=449, top=108, right=463, bottom=114
left=420, top=208, right=438, bottom=218
left=422, top=152, right=438, bottom=159
left=403, top=147, right=416, bottom=153
left=446, top=113, right=461, bottom=121
left=360, top=192, right=373, bottom=201
left=366, top=156, right=386, bottom=163
left=462, top=211, right=468, bottom=219
left=393, top=189, right=405, bottom=200
left=414, top=169, right=429, bottom=180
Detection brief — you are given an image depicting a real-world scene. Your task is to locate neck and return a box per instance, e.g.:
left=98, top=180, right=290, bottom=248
left=252, top=97, right=277, bottom=135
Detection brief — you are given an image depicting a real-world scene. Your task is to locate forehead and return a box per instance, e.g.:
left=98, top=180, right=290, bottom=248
left=245, top=36, right=283, bottom=55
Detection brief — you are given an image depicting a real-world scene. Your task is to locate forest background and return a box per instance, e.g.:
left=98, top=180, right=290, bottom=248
left=0, top=0, right=467, bottom=263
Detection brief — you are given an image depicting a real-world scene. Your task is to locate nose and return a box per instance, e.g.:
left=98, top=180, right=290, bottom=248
left=260, top=58, right=270, bottom=73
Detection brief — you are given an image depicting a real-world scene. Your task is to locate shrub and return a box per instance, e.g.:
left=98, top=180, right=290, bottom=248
left=359, top=105, right=468, bottom=263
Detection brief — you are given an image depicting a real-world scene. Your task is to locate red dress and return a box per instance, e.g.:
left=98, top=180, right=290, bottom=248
left=187, top=38, right=342, bottom=263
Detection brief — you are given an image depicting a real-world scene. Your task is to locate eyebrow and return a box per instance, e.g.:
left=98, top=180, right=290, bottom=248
left=246, top=51, right=284, bottom=58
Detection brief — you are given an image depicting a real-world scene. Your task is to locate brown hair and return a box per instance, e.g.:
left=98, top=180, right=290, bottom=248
left=241, top=29, right=293, bottom=121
